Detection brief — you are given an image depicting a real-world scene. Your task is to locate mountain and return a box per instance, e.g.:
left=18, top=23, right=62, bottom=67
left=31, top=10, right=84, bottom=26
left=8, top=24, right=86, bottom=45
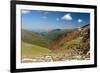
left=43, top=29, right=73, bottom=43
left=21, top=28, right=72, bottom=48
left=81, top=24, right=90, bottom=28
left=21, top=24, right=90, bottom=61
left=49, top=24, right=90, bottom=58
left=21, top=29, right=50, bottom=48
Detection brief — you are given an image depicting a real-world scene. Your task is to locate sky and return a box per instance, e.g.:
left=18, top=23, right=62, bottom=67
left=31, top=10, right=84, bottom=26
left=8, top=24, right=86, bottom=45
left=21, top=10, right=90, bottom=32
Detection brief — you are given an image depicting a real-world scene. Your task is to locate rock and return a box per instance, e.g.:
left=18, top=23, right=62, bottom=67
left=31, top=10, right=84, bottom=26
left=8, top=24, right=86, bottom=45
left=44, top=55, right=53, bottom=62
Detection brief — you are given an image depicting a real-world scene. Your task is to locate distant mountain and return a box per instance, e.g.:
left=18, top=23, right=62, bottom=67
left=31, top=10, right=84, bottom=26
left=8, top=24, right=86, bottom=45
left=45, top=29, right=63, bottom=43
left=81, top=24, right=90, bottom=28
left=21, top=28, right=74, bottom=48
left=43, top=29, right=73, bottom=43
left=21, top=29, right=50, bottom=48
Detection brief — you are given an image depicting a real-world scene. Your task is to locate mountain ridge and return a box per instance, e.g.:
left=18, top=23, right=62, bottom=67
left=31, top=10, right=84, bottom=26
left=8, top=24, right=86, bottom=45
left=49, top=24, right=90, bottom=58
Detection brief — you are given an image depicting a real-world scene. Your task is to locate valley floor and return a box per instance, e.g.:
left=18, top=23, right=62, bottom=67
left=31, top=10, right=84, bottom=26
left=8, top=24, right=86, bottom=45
left=21, top=42, right=90, bottom=63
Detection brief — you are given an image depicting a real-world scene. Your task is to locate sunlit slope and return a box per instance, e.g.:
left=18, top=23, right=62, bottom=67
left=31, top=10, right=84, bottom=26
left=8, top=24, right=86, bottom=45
left=22, top=42, right=51, bottom=58
left=22, top=29, right=49, bottom=48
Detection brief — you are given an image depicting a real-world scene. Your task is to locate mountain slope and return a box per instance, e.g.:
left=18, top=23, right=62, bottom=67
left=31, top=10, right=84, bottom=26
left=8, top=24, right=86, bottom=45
left=22, top=29, right=49, bottom=48
left=49, top=24, right=90, bottom=58
left=22, top=42, right=51, bottom=58
left=43, top=29, right=73, bottom=43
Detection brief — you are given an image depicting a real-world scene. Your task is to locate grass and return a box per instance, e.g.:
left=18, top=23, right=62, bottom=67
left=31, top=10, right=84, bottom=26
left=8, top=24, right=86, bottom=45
left=22, top=42, right=52, bottom=58
left=22, top=29, right=50, bottom=48
left=21, top=41, right=71, bottom=61
left=22, top=37, right=88, bottom=61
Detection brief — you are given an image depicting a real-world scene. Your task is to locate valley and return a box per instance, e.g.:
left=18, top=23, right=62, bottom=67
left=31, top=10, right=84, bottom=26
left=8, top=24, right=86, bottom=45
left=21, top=24, right=90, bottom=63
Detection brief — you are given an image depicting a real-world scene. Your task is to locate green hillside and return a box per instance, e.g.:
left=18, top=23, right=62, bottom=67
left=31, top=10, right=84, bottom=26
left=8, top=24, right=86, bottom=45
left=22, top=29, right=49, bottom=48
left=46, top=29, right=62, bottom=42
left=45, top=29, right=73, bottom=43
left=22, top=42, right=51, bottom=58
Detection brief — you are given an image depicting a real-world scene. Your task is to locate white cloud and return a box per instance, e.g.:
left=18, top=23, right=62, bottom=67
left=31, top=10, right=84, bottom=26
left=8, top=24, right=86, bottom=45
left=62, top=13, right=72, bottom=20
left=78, top=19, right=82, bottom=23
left=41, top=16, right=47, bottom=19
left=56, top=18, right=60, bottom=21
left=22, top=10, right=30, bottom=14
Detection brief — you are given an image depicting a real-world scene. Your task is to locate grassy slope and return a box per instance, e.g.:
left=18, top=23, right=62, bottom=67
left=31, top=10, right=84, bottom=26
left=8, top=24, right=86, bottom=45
left=22, top=29, right=49, bottom=48
left=22, top=42, right=51, bottom=58
left=45, top=29, right=72, bottom=43
left=46, top=30, right=62, bottom=43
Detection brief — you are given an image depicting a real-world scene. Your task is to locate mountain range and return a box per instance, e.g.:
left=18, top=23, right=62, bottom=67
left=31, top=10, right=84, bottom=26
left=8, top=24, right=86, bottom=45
left=22, top=24, right=90, bottom=60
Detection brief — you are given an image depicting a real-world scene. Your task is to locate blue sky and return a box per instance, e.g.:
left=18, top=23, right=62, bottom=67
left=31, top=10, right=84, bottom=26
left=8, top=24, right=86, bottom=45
left=21, top=10, right=90, bottom=32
